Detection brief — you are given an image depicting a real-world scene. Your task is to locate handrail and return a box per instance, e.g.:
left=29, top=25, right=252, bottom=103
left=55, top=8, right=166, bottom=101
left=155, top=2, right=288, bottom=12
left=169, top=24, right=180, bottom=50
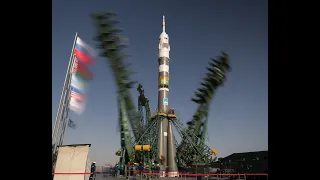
left=129, top=169, right=268, bottom=177
left=52, top=172, right=93, bottom=174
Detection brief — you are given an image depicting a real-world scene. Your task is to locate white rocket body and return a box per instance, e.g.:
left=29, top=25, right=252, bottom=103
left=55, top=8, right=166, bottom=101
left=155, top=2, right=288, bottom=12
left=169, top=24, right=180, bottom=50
left=157, top=16, right=178, bottom=177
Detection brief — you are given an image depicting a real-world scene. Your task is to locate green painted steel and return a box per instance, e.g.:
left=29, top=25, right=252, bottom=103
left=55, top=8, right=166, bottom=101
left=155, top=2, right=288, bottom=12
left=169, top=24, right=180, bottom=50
left=137, top=84, right=152, bottom=130
left=93, top=13, right=141, bottom=174
left=92, top=12, right=231, bottom=172
left=178, top=53, right=231, bottom=165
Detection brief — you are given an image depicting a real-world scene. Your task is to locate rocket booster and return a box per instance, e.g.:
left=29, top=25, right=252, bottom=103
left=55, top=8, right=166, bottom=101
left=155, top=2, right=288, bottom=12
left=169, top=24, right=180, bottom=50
left=158, top=15, right=170, bottom=113
left=157, top=16, right=178, bottom=177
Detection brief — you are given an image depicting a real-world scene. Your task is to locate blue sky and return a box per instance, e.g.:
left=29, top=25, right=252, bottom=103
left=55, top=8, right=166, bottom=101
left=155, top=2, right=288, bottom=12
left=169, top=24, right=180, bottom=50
left=52, top=0, right=268, bottom=166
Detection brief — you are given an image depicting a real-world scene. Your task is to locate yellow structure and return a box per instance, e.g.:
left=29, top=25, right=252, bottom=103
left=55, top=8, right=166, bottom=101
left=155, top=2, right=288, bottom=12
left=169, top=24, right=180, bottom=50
left=135, top=145, right=142, bottom=151
left=211, top=149, right=218, bottom=156
left=151, top=112, right=176, bottom=119
left=142, top=145, right=150, bottom=151
left=134, top=144, right=151, bottom=151
left=167, top=113, right=176, bottom=118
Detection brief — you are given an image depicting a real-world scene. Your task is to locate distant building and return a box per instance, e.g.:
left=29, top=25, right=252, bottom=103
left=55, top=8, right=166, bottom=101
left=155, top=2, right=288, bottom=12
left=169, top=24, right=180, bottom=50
left=212, top=150, right=268, bottom=173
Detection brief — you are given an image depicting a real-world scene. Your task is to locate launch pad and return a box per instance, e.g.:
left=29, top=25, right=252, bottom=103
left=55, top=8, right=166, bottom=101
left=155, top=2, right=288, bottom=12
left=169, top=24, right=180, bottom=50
left=93, top=12, right=230, bottom=177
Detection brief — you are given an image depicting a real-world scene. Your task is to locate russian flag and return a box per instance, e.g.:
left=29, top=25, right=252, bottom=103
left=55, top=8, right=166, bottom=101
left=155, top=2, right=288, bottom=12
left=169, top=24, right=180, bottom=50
left=74, top=37, right=95, bottom=65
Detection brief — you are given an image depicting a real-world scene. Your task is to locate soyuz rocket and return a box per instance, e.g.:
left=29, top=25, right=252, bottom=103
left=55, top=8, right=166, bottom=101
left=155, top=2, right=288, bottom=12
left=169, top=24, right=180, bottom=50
left=157, top=15, right=179, bottom=177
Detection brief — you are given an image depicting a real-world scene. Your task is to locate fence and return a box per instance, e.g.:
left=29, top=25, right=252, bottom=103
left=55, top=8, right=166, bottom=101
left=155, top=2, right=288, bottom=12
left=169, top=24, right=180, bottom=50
left=101, top=165, right=267, bottom=180
left=130, top=170, right=267, bottom=180
left=58, top=166, right=268, bottom=180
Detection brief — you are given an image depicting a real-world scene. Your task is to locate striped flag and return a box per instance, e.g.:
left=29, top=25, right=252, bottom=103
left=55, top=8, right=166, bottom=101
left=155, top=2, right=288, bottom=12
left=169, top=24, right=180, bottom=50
left=69, top=84, right=86, bottom=114
left=69, top=97, right=85, bottom=115
left=71, top=74, right=86, bottom=92
left=72, top=57, right=79, bottom=73
left=70, top=91, right=85, bottom=102
left=68, top=37, right=94, bottom=115
left=74, top=37, right=96, bottom=65
left=72, top=56, right=93, bottom=80
left=72, top=57, right=93, bottom=80
left=70, top=87, right=85, bottom=102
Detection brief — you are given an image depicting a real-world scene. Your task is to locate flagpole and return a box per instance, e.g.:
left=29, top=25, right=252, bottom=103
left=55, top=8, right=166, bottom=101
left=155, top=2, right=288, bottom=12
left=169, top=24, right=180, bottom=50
left=56, top=53, right=76, bottom=147
left=52, top=32, right=78, bottom=141
left=53, top=55, right=75, bottom=148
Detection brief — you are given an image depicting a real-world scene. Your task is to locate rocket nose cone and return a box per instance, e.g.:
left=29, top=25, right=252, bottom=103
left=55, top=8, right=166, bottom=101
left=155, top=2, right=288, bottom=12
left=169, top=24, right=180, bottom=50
left=160, top=32, right=168, bottom=37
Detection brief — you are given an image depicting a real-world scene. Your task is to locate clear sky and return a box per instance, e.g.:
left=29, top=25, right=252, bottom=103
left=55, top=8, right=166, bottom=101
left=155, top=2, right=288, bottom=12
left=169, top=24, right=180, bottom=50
left=52, top=0, right=268, bottom=166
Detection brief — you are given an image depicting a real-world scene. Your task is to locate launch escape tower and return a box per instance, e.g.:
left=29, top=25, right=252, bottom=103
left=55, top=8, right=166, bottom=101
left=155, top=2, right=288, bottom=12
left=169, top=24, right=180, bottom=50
left=93, top=12, right=230, bottom=177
